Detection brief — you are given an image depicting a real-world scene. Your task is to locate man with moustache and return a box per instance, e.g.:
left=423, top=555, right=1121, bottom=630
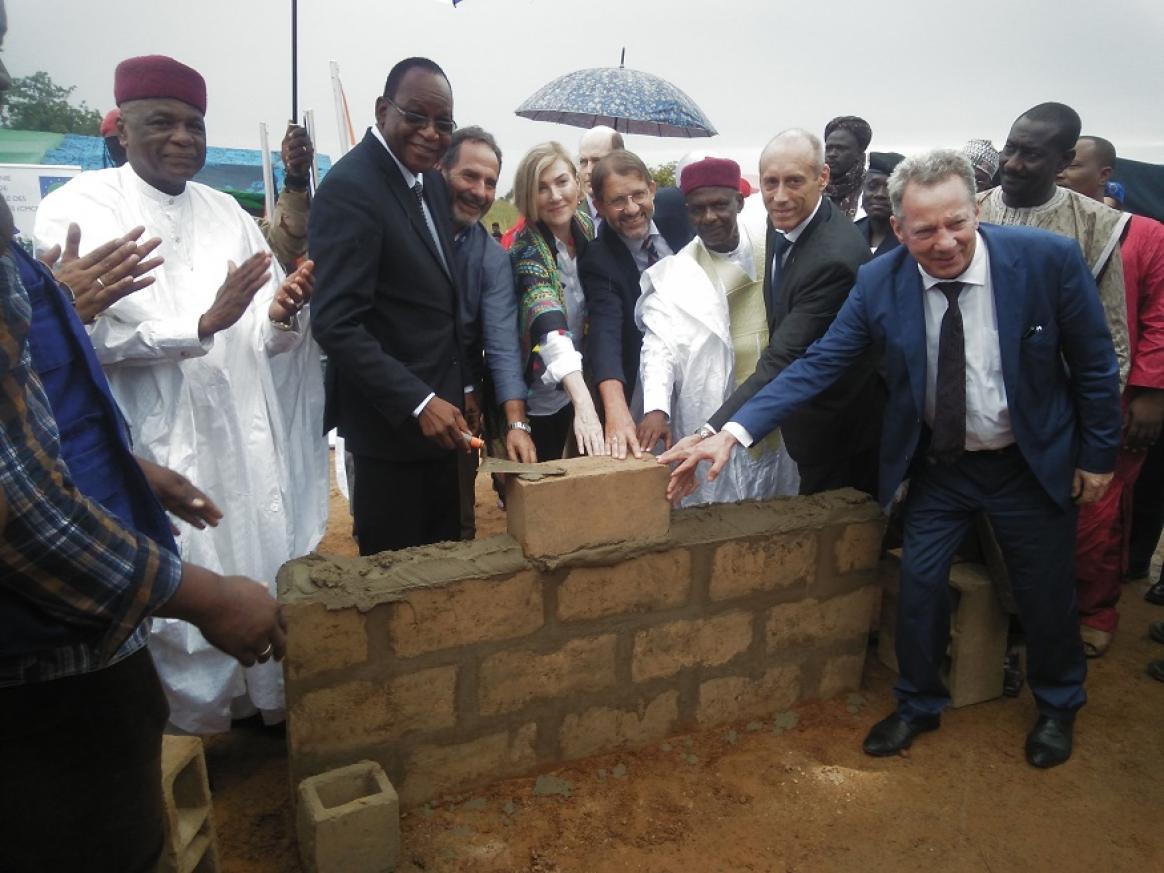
left=34, top=54, right=327, bottom=734
left=662, top=150, right=1121, bottom=768
left=667, top=129, right=881, bottom=496
left=436, top=126, right=535, bottom=536
left=310, top=57, right=471, bottom=554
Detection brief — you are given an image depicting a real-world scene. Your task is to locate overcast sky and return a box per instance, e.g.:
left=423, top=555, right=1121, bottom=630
left=9, top=0, right=1164, bottom=190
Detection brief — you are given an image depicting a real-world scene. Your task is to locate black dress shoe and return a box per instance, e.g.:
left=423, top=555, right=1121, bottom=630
left=1025, top=716, right=1074, bottom=768
left=862, top=712, right=940, bottom=757
left=1148, top=660, right=1164, bottom=683
left=1146, top=579, right=1164, bottom=606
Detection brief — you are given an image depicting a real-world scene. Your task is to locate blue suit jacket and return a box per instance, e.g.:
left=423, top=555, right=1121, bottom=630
left=733, top=223, right=1122, bottom=508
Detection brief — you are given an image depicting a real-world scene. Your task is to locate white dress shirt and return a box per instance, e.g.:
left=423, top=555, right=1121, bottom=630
left=919, top=232, right=1013, bottom=450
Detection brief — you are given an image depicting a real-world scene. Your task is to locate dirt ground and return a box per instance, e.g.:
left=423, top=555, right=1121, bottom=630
left=205, top=456, right=1164, bottom=873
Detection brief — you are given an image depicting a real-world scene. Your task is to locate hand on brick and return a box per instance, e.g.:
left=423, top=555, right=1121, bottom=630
left=563, top=372, right=608, bottom=456
left=419, top=396, right=471, bottom=452
left=157, top=566, right=286, bottom=666
left=40, top=222, right=164, bottom=324
left=637, top=410, right=672, bottom=454
left=598, top=380, right=640, bottom=459
left=658, top=431, right=739, bottom=504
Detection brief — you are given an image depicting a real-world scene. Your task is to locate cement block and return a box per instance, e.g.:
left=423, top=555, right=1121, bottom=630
left=631, top=610, right=753, bottom=682
left=876, top=556, right=1008, bottom=708
left=709, top=533, right=817, bottom=601
left=506, top=455, right=669, bottom=558
left=559, top=691, right=679, bottom=759
left=947, top=562, right=1009, bottom=707
left=479, top=635, right=618, bottom=715
left=558, top=550, right=691, bottom=621
left=158, top=736, right=220, bottom=873
left=297, top=761, right=400, bottom=873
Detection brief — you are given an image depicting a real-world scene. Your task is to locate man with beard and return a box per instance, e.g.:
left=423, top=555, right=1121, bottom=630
left=855, top=152, right=904, bottom=257
left=436, top=126, right=535, bottom=536
left=34, top=54, right=327, bottom=734
left=823, top=115, right=873, bottom=218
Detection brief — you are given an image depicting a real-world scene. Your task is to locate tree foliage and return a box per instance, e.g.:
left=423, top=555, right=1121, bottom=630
left=2, top=71, right=103, bottom=136
left=649, top=160, right=677, bottom=189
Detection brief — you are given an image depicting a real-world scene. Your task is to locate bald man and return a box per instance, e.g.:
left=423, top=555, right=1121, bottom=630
left=578, top=125, right=624, bottom=218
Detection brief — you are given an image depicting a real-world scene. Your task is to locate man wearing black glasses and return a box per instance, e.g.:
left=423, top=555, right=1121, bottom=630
left=311, top=56, right=473, bottom=554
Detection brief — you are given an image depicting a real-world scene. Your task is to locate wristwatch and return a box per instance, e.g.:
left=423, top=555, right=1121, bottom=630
left=508, top=420, right=533, bottom=434
left=696, top=423, right=716, bottom=440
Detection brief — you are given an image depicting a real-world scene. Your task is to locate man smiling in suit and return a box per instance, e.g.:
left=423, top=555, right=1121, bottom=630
left=670, top=150, right=1122, bottom=772
left=310, top=57, right=470, bottom=554
left=662, top=149, right=1121, bottom=769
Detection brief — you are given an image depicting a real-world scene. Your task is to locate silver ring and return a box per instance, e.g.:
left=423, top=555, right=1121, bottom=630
left=258, top=643, right=273, bottom=658
left=95, top=277, right=106, bottom=290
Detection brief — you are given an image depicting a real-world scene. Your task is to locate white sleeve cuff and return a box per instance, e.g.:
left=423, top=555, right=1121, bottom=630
left=412, top=392, right=436, bottom=418
left=721, top=421, right=755, bottom=448
left=538, top=331, right=583, bottom=385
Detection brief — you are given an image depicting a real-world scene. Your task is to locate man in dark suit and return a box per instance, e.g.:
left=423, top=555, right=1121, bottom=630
left=662, top=149, right=1121, bottom=768
left=691, top=129, right=882, bottom=496
left=580, top=150, right=693, bottom=457
left=310, top=57, right=470, bottom=555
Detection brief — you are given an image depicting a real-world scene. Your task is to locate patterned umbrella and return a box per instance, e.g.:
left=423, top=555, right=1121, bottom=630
left=515, top=56, right=716, bottom=138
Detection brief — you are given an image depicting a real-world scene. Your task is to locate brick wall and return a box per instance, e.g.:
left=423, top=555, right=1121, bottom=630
left=280, top=457, right=883, bottom=807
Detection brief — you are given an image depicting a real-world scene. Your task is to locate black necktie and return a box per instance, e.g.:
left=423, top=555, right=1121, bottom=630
left=769, top=233, right=792, bottom=307
left=412, top=179, right=425, bottom=211
left=642, top=236, right=661, bottom=267
left=930, top=281, right=966, bottom=464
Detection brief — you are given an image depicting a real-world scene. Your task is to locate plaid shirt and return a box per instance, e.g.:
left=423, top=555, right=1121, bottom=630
left=0, top=252, right=181, bottom=686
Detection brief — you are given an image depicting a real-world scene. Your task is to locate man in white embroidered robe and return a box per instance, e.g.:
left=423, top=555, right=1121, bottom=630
left=33, top=55, right=327, bottom=733
left=637, top=156, right=799, bottom=507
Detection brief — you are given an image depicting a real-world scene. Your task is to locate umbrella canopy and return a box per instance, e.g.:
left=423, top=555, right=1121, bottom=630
left=515, top=64, right=716, bottom=138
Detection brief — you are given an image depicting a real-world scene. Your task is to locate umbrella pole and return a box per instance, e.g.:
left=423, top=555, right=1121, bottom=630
left=291, top=0, right=299, bottom=121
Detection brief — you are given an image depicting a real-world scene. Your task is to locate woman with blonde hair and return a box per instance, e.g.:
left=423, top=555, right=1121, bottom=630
left=509, top=141, right=606, bottom=459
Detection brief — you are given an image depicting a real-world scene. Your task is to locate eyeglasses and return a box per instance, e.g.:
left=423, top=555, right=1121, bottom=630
left=386, top=98, right=456, bottom=135
left=602, top=189, right=651, bottom=213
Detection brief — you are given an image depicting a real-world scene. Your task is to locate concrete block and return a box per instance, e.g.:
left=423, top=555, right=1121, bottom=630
left=766, top=587, right=877, bottom=651
left=696, top=665, right=801, bottom=725
left=875, top=556, right=1008, bottom=708
left=834, top=521, right=885, bottom=573
left=478, top=635, right=618, bottom=715
left=558, top=691, right=679, bottom=759
left=631, top=610, right=753, bottom=682
left=506, top=456, right=669, bottom=558
left=401, top=724, right=538, bottom=806
left=297, top=761, right=400, bottom=873
left=290, top=668, right=457, bottom=756
left=709, top=533, right=817, bottom=601
left=158, top=736, right=220, bottom=873
left=947, top=562, right=1009, bottom=707
left=387, top=570, right=542, bottom=658
left=557, top=550, right=691, bottom=621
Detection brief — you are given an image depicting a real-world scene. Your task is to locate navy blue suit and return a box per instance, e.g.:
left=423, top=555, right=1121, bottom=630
left=733, top=224, right=1121, bottom=720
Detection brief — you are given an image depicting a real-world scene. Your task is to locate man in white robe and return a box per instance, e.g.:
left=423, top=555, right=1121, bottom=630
left=636, top=157, right=799, bottom=507
left=33, top=55, right=328, bottom=733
